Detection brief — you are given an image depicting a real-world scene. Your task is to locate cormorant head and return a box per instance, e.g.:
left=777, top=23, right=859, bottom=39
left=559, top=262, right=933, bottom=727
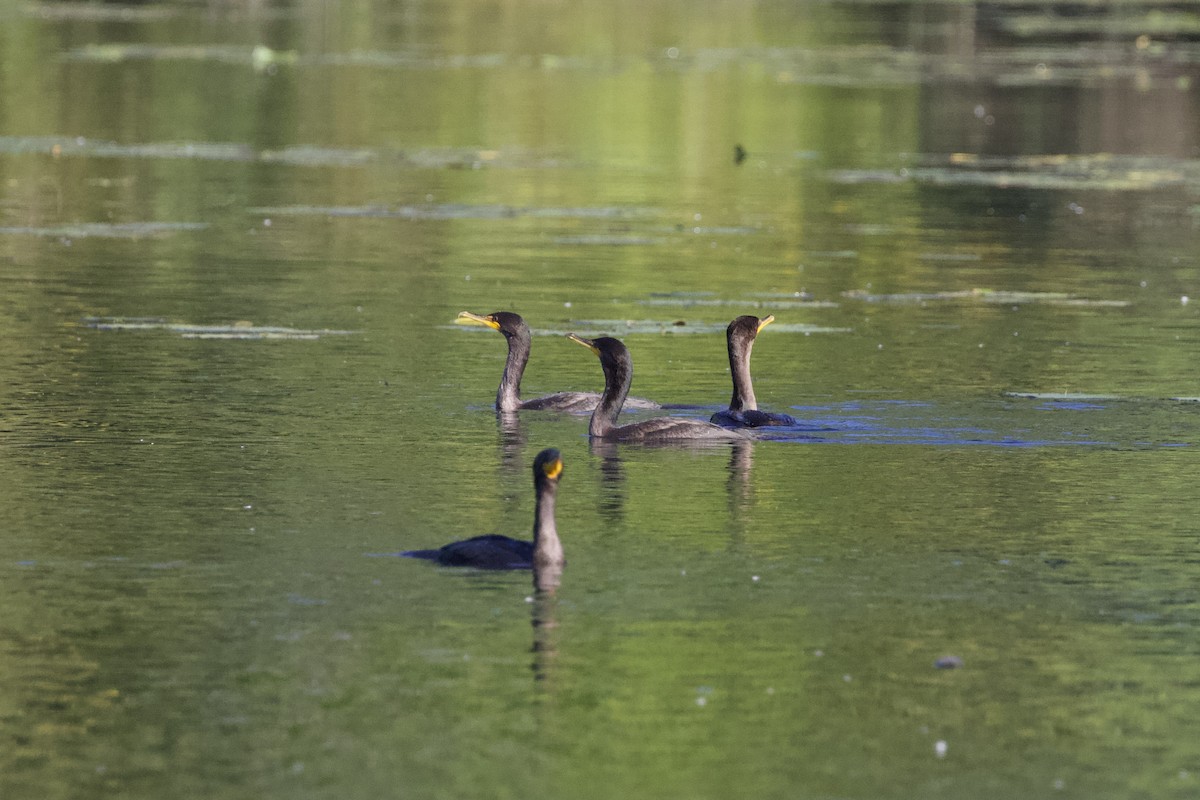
left=456, top=311, right=528, bottom=340
left=534, top=448, right=563, bottom=485
left=728, top=314, right=775, bottom=343
left=567, top=333, right=630, bottom=373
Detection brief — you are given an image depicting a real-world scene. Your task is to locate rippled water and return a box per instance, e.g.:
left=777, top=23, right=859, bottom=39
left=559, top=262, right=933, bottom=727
left=2, top=1, right=1200, bottom=798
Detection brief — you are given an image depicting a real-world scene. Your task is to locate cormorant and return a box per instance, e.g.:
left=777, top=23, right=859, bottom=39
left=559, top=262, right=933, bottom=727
left=401, top=448, right=565, bottom=575
left=567, top=334, right=748, bottom=442
left=457, top=311, right=660, bottom=412
left=710, top=314, right=797, bottom=428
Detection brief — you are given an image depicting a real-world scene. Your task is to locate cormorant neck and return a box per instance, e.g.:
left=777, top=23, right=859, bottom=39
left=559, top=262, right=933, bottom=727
left=532, top=479, right=563, bottom=570
left=589, top=356, right=632, bottom=437
left=497, top=329, right=531, bottom=412
left=728, top=335, right=758, bottom=412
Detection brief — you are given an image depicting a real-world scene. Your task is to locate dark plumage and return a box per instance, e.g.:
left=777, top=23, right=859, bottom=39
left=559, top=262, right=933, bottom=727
left=710, top=315, right=797, bottom=428
left=567, top=334, right=748, bottom=442
left=457, top=311, right=660, bottom=412
left=402, top=448, right=565, bottom=574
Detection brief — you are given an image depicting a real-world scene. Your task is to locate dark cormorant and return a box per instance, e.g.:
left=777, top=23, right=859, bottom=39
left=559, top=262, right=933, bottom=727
left=567, top=333, right=749, bottom=442
left=457, top=311, right=660, bottom=412
left=710, top=315, right=797, bottom=428
left=401, top=448, right=565, bottom=573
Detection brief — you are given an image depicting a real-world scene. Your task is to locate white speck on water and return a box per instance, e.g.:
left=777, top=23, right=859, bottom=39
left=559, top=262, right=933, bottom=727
left=693, top=212, right=702, bottom=221
left=1013, top=331, right=1019, bottom=336
left=291, top=761, right=305, bottom=775
left=1182, top=295, right=1190, bottom=305
left=464, top=274, right=471, bottom=281
left=695, top=696, right=707, bottom=707
left=877, top=343, right=884, bottom=349
left=262, top=218, right=271, bottom=227
left=666, top=46, right=680, bottom=59
left=843, top=674, right=852, bottom=682
left=524, top=595, right=534, bottom=603
left=1140, top=280, right=1148, bottom=288
left=243, top=504, right=252, bottom=510
left=1053, top=778, right=1065, bottom=790
left=680, top=569, right=687, bottom=576
left=999, top=559, right=1011, bottom=565
left=974, top=104, right=986, bottom=118
left=814, top=650, right=824, bottom=657
left=564, top=301, right=572, bottom=308
left=766, top=687, right=775, bottom=695
left=752, top=575, right=760, bottom=582
left=935, top=740, right=948, bottom=758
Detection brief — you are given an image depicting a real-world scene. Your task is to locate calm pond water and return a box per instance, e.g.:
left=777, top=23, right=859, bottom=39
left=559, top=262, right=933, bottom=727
left=2, top=1, right=1200, bottom=798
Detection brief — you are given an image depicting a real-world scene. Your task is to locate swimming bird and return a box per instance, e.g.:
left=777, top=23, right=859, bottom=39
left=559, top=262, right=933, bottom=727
left=567, top=333, right=748, bottom=442
left=457, top=311, right=660, bottom=412
left=710, top=314, right=797, bottom=428
left=401, top=448, right=565, bottom=575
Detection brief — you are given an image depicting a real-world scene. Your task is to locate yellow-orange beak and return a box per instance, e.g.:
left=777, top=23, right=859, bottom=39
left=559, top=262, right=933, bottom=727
left=567, top=332, right=599, bottom=355
left=456, top=311, right=501, bottom=330
left=757, top=314, right=776, bottom=334
left=543, top=456, right=563, bottom=480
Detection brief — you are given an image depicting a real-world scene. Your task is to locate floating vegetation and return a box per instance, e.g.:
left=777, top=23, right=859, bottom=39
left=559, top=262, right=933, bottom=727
left=552, top=235, right=665, bottom=246
left=0, top=222, right=207, bottom=239
left=82, top=317, right=359, bottom=340
left=449, top=318, right=848, bottom=336
left=251, top=204, right=656, bottom=221
left=56, top=36, right=1200, bottom=94
left=1005, top=391, right=1200, bottom=405
left=639, top=297, right=840, bottom=310
left=998, top=10, right=1200, bottom=38
left=829, top=153, right=1200, bottom=192
left=0, top=135, right=556, bottom=171
left=676, top=225, right=762, bottom=236
left=566, top=319, right=850, bottom=335
left=842, top=288, right=1131, bottom=308
left=63, top=43, right=299, bottom=71
left=26, top=3, right=181, bottom=22
left=918, top=252, right=983, bottom=263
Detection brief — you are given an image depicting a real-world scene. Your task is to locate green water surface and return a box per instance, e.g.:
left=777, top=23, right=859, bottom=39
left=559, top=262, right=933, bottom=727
left=2, top=1, right=1200, bottom=798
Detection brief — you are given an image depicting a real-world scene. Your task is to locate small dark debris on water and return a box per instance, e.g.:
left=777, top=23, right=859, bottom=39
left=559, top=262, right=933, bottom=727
left=672, top=319, right=687, bottom=326
left=1044, top=558, right=1070, bottom=569
left=734, top=144, right=747, bottom=165
left=934, top=655, right=964, bottom=670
